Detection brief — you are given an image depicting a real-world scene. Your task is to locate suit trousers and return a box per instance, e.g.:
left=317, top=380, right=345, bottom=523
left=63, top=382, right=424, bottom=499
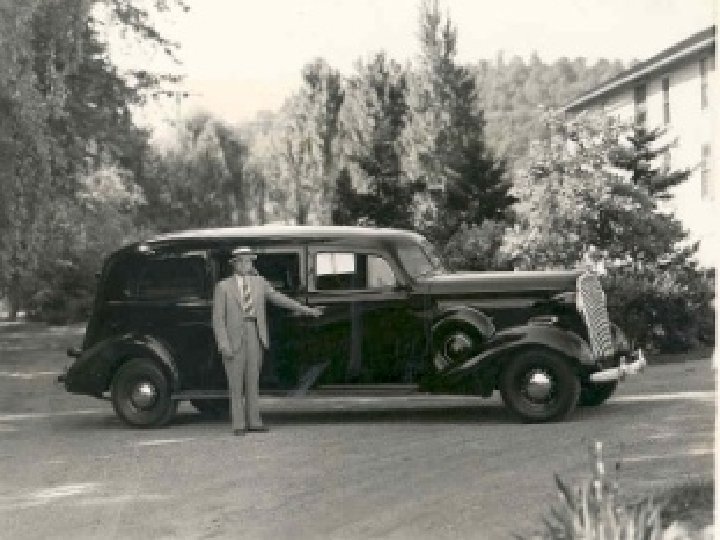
left=222, top=319, right=264, bottom=430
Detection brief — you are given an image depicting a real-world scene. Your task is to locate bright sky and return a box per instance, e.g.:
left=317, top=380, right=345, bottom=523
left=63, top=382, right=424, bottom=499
left=128, top=0, right=716, bottom=126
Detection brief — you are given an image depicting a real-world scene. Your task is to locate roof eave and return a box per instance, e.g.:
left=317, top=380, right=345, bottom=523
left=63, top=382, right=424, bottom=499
left=564, top=35, right=715, bottom=113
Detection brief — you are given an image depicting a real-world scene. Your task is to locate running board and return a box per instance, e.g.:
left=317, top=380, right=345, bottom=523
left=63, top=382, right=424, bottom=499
left=312, top=384, right=420, bottom=396
left=172, top=384, right=421, bottom=400
left=172, top=389, right=227, bottom=400
left=172, top=390, right=289, bottom=400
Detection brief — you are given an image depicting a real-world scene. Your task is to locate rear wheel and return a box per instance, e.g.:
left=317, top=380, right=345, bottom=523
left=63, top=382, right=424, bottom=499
left=499, top=349, right=580, bottom=423
left=111, top=358, right=177, bottom=428
left=579, top=381, right=617, bottom=406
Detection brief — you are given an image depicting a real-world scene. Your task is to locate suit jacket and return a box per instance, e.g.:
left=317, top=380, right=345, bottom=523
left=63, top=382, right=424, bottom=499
left=212, top=273, right=311, bottom=354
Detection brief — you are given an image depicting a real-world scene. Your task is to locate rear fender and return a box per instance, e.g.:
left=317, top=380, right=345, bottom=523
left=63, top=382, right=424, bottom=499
left=448, top=323, right=593, bottom=377
left=108, top=334, right=180, bottom=391
left=68, top=334, right=180, bottom=394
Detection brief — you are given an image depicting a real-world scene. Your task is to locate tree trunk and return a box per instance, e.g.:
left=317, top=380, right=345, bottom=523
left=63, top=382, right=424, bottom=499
left=7, top=271, right=21, bottom=322
left=257, top=175, right=265, bottom=225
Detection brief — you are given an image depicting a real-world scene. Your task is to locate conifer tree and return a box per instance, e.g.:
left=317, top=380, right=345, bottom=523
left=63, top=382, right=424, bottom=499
left=332, top=53, right=422, bottom=228
left=402, top=0, right=515, bottom=245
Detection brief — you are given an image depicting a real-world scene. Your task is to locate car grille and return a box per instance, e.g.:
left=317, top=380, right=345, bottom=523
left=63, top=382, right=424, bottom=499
left=576, top=273, right=615, bottom=359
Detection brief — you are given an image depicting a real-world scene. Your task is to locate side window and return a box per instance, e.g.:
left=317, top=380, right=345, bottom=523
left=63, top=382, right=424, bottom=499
left=315, top=252, right=396, bottom=291
left=134, top=256, right=207, bottom=300
left=367, top=255, right=397, bottom=288
left=254, top=252, right=301, bottom=292
left=316, top=252, right=358, bottom=290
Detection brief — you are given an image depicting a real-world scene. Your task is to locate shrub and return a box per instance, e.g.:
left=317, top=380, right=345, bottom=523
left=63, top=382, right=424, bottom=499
left=604, top=267, right=715, bottom=353
left=525, top=441, right=665, bottom=539
left=442, top=220, right=512, bottom=271
left=523, top=442, right=714, bottom=539
left=27, top=258, right=95, bottom=324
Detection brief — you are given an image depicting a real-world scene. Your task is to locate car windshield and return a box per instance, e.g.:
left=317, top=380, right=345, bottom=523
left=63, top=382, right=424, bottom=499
left=396, top=240, right=445, bottom=279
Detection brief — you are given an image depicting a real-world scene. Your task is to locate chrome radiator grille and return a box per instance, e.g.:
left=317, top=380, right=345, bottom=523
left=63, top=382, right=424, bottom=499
left=576, top=273, right=615, bottom=358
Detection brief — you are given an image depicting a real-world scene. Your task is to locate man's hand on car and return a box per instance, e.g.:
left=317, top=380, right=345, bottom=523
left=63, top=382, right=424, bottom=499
left=307, top=306, right=324, bottom=317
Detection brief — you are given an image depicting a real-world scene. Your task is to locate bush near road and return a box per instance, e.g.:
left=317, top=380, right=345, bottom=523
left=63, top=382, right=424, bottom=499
left=528, top=442, right=713, bottom=539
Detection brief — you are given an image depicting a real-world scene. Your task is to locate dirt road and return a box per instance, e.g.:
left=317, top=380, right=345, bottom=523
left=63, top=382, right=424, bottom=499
left=0, top=328, right=715, bottom=539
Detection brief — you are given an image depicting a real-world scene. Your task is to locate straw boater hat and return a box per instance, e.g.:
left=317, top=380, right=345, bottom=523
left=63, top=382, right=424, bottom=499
left=230, top=246, right=256, bottom=260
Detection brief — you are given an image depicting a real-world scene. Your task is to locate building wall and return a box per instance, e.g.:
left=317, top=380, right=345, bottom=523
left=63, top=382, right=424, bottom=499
left=582, top=50, right=716, bottom=267
left=660, top=52, right=715, bottom=267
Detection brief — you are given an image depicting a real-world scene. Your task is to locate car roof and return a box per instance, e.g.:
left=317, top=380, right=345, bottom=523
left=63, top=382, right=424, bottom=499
left=125, top=225, right=427, bottom=253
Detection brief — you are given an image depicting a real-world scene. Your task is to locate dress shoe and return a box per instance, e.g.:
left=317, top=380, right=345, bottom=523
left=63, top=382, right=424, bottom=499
left=233, top=428, right=246, bottom=436
left=247, top=425, right=269, bottom=433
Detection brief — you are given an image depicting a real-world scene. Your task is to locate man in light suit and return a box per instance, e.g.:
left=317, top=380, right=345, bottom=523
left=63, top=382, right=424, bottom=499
left=212, top=246, right=322, bottom=436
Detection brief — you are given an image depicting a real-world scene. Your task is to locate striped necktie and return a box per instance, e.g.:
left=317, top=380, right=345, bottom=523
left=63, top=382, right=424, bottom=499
left=241, top=276, right=254, bottom=316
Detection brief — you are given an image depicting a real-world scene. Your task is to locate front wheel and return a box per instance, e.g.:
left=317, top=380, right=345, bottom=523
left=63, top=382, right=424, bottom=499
left=111, top=358, right=177, bottom=428
left=499, top=349, right=580, bottom=423
left=579, top=381, right=618, bottom=406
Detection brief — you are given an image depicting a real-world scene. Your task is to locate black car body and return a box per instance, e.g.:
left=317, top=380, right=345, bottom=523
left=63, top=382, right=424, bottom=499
left=61, top=225, right=645, bottom=426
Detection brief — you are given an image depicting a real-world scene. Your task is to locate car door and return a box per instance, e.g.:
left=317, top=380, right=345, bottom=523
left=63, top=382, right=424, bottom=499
left=306, top=247, right=417, bottom=385
left=252, top=246, right=308, bottom=391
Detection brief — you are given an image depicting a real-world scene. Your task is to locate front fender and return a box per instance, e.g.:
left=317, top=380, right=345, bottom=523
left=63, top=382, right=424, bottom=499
left=448, top=323, right=594, bottom=378
left=64, top=333, right=180, bottom=396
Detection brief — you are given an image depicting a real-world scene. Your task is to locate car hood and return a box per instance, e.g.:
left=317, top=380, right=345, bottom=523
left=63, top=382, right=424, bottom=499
left=416, top=269, right=582, bottom=296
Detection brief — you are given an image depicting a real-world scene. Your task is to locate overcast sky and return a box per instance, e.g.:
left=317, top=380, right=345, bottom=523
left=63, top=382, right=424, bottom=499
left=125, top=0, right=716, bottom=126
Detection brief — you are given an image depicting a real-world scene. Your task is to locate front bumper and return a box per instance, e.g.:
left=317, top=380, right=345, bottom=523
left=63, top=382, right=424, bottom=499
left=589, top=349, right=646, bottom=383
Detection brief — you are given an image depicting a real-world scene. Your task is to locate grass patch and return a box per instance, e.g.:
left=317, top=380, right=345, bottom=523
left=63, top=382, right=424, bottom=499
left=659, top=478, right=714, bottom=531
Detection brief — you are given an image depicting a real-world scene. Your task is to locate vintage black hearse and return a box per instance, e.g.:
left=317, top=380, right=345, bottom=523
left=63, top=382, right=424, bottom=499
left=61, top=226, right=645, bottom=427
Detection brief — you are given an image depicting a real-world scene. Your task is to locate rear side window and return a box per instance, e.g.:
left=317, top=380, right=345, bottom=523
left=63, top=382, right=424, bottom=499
left=135, top=257, right=207, bottom=300
left=103, top=255, right=207, bottom=301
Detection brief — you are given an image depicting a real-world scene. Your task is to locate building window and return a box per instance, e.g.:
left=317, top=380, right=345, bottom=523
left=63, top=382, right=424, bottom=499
left=700, top=57, right=714, bottom=110
left=634, top=84, right=647, bottom=125
left=662, top=77, right=670, bottom=124
left=700, top=144, right=712, bottom=200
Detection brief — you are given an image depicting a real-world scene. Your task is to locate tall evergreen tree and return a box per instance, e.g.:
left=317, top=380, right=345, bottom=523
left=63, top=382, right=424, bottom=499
left=611, top=126, right=690, bottom=199
left=402, top=0, right=514, bottom=245
left=333, top=53, right=422, bottom=228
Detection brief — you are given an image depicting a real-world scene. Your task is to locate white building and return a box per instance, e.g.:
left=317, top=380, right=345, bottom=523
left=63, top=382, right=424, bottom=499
left=565, top=26, right=716, bottom=267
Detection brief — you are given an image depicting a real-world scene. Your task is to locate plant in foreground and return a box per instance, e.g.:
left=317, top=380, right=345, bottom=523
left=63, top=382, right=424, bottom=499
left=524, top=441, right=665, bottom=539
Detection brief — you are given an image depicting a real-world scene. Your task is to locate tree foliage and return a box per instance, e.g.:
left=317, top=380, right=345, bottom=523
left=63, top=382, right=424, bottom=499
left=474, top=53, right=626, bottom=164
left=137, top=113, right=250, bottom=231
left=332, top=53, right=423, bottom=228
left=502, top=112, right=712, bottom=349
left=0, top=0, right=186, bottom=320
left=401, top=0, right=515, bottom=245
